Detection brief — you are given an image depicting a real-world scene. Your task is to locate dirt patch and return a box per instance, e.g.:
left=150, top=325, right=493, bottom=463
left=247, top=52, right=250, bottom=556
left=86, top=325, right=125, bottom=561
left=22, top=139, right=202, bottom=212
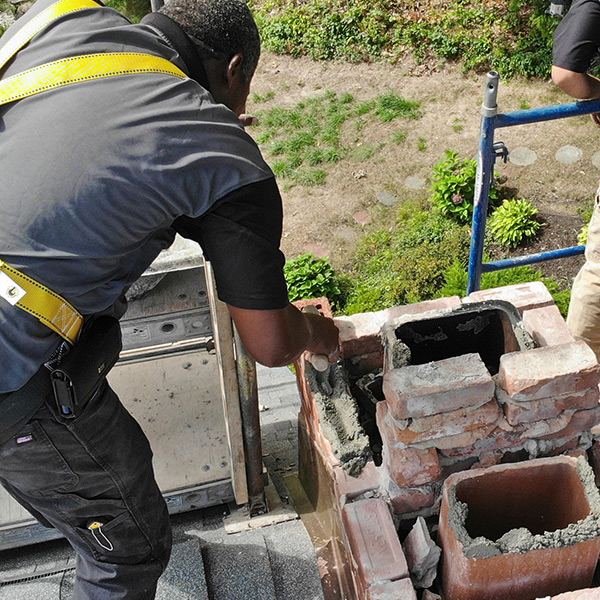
left=248, top=52, right=598, bottom=286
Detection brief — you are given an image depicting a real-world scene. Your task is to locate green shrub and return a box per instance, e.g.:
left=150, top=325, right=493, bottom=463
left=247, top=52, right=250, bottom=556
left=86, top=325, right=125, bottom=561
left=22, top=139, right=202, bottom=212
left=251, top=0, right=559, bottom=79
left=488, top=198, right=542, bottom=248
left=437, top=259, right=571, bottom=317
left=284, top=253, right=341, bottom=305
left=430, top=150, right=498, bottom=225
left=578, top=224, right=589, bottom=246
left=341, top=209, right=471, bottom=314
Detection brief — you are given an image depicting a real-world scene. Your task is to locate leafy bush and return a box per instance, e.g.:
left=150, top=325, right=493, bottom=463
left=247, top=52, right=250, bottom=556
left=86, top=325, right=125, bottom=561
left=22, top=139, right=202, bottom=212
left=430, top=150, right=498, bottom=225
left=251, top=0, right=559, bottom=79
left=487, top=198, right=542, bottom=248
left=284, top=253, right=341, bottom=305
left=437, top=259, right=571, bottom=317
left=578, top=224, right=589, bottom=246
left=340, top=208, right=471, bottom=314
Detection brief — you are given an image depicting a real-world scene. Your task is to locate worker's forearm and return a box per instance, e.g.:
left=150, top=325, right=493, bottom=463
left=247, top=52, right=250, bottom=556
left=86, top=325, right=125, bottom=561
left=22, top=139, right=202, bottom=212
left=227, top=303, right=339, bottom=368
left=552, top=65, right=600, bottom=99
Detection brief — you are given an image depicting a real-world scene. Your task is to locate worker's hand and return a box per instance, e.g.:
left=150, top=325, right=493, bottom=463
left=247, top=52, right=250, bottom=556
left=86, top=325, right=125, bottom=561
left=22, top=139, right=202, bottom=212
left=302, top=309, right=340, bottom=365
left=591, top=113, right=600, bottom=128
left=239, top=113, right=259, bottom=127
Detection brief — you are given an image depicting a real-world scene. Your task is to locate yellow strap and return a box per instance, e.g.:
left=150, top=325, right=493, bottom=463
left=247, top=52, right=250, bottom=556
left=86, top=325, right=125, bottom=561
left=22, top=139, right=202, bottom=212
left=0, top=0, right=100, bottom=73
left=0, top=260, right=82, bottom=344
left=0, top=52, right=186, bottom=105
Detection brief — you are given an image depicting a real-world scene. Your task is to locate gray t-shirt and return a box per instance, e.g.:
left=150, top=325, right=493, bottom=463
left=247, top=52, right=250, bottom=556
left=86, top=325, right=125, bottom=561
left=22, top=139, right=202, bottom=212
left=0, top=0, right=279, bottom=391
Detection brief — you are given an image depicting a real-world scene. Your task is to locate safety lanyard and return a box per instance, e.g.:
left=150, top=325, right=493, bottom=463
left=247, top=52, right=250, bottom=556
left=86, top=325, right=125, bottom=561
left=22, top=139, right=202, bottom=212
left=0, top=0, right=187, bottom=343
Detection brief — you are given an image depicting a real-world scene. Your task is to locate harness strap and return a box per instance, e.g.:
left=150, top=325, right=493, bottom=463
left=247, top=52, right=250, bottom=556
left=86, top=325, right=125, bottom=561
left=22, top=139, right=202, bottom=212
left=0, top=0, right=187, bottom=343
left=0, top=260, right=82, bottom=344
left=0, top=51, right=186, bottom=105
left=0, top=0, right=100, bottom=73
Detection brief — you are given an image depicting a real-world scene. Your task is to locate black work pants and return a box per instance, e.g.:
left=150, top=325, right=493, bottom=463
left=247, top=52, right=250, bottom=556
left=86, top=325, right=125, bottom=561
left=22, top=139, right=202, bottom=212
left=0, top=379, right=172, bottom=599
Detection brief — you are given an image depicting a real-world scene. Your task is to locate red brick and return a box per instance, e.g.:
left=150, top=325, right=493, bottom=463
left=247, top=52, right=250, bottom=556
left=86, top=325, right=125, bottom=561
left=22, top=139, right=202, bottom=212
left=342, top=498, right=409, bottom=587
left=292, top=297, right=333, bottom=318
left=438, top=423, right=527, bottom=459
left=377, top=398, right=501, bottom=447
left=367, top=579, right=417, bottom=600
left=537, top=436, right=581, bottom=459
left=464, top=281, right=554, bottom=313
left=347, top=351, right=384, bottom=377
left=497, top=342, right=600, bottom=401
left=538, top=407, right=600, bottom=441
left=402, top=516, right=441, bottom=588
left=383, top=353, right=495, bottom=420
left=382, top=443, right=441, bottom=487
left=499, top=387, right=600, bottom=426
left=385, top=296, right=462, bottom=321
left=333, top=461, right=381, bottom=504
left=522, top=304, right=574, bottom=348
left=388, top=486, right=436, bottom=515
left=335, top=310, right=388, bottom=357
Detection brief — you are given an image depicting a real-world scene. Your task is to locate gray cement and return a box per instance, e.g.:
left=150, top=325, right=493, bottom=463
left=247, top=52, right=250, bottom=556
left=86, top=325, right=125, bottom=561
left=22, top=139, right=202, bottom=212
left=305, top=362, right=371, bottom=477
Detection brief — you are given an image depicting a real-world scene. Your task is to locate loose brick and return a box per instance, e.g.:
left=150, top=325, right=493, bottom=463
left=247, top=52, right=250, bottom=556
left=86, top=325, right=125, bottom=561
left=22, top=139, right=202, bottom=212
left=499, top=387, right=600, bottom=426
left=367, top=579, right=418, bottom=600
left=383, top=353, right=495, bottom=420
left=519, top=412, right=575, bottom=439
left=522, top=304, right=574, bottom=348
left=464, top=281, right=554, bottom=313
left=382, top=444, right=441, bottom=487
left=388, top=486, right=436, bottom=515
left=377, top=398, right=501, bottom=447
left=402, top=516, right=441, bottom=589
left=333, top=461, right=381, bottom=504
left=342, top=498, right=409, bottom=587
left=497, top=341, right=600, bottom=402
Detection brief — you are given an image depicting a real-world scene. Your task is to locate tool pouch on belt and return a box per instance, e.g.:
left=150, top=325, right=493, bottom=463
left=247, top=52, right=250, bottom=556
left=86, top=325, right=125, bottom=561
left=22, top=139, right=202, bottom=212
left=51, top=316, right=122, bottom=418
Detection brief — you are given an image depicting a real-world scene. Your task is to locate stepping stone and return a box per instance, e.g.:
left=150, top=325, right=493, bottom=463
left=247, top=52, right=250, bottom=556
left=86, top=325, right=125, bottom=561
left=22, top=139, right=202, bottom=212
left=555, top=145, right=583, bottom=164
left=353, top=211, right=371, bottom=225
left=303, top=244, right=328, bottom=258
left=405, top=176, right=426, bottom=190
left=592, top=151, right=600, bottom=169
left=377, top=191, right=397, bottom=206
left=509, top=147, right=537, bottom=166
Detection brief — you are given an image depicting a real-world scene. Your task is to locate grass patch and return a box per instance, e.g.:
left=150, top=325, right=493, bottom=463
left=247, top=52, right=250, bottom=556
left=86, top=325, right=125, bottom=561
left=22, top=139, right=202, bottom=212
left=251, top=90, right=421, bottom=187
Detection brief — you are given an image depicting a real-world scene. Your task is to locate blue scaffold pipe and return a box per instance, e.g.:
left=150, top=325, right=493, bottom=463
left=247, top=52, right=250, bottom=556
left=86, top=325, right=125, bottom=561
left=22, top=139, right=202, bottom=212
left=467, top=72, right=499, bottom=295
left=482, top=245, right=585, bottom=272
left=496, top=98, right=600, bottom=128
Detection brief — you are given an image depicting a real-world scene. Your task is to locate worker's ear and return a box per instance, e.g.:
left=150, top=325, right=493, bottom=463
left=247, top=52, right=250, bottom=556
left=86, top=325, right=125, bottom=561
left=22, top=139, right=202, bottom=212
left=224, top=53, right=244, bottom=89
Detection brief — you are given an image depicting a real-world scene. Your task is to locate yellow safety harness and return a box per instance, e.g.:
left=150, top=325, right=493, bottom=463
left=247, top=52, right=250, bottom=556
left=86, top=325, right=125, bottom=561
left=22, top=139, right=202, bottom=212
left=0, top=0, right=187, bottom=344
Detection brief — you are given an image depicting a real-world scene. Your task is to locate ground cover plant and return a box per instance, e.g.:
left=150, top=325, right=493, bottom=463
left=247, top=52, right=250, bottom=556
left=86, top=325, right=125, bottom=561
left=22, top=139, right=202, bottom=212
left=251, top=90, right=420, bottom=188
left=250, top=0, right=561, bottom=79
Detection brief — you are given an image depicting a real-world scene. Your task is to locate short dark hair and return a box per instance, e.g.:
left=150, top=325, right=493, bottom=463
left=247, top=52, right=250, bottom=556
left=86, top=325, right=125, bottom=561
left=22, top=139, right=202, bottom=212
left=160, top=0, right=260, bottom=81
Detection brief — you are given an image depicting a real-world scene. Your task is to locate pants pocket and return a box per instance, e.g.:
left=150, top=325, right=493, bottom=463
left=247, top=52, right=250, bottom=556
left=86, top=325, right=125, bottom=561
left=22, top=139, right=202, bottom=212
left=0, top=420, right=78, bottom=495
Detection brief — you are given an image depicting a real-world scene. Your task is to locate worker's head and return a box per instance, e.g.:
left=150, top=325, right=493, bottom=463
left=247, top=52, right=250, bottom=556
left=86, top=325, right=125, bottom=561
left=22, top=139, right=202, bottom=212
left=160, top=0, right=260, bottom=117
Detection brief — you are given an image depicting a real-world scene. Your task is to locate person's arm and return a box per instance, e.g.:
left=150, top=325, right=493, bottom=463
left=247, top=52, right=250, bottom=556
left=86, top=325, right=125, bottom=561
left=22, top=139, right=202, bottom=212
left=551, top=65, right=600, bottom=100
left=173, top=178, right=340, bottom=367
left=228, top=303, right=339, bottom=367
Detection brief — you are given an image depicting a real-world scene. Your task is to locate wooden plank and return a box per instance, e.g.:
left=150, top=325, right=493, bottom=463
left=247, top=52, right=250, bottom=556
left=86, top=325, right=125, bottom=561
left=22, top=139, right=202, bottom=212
left=205, top=261, right=248, bottom=505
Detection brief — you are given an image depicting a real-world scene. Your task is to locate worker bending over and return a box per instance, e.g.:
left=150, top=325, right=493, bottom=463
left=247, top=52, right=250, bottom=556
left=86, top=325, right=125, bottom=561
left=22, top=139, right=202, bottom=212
left=0, top=0, right=339, bottom=597
left=552, top=0, right=600, bottom=361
